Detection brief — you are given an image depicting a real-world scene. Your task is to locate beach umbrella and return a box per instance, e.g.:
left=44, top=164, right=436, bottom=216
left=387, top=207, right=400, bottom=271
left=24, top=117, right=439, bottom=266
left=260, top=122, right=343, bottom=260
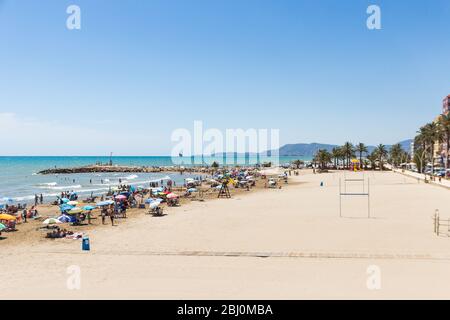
left=166, top=193, right=178, bottom=199
left=43, top=218, right=62, bottom=225
left=60, top=204, right=74, bottom=212
left=61, top=198, right=70, bottom=203
left=82, top=205, right=96, bottom=211
left=67, top=207, right=83, bottom=215
left=96, top=200, right=114, bottom=207
left=67, top=201, right=78, bottom=206
left=115, top=195, right=127, bottom=200
left=0, top=214, right=16, bottom=221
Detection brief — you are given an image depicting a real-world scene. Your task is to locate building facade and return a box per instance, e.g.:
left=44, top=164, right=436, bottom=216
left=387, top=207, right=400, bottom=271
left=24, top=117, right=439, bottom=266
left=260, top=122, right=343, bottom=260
left=443, top=94, right=450, bottom=115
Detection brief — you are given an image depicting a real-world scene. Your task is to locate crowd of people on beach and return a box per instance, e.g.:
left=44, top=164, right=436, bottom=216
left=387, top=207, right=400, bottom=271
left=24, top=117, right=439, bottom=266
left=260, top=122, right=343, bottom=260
left=1, top=165, right=288, bottom=241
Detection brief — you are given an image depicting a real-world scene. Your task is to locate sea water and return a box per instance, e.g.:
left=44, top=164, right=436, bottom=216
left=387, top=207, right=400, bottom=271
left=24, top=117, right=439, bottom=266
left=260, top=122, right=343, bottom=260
left=0, top=156, right=306, bottom=204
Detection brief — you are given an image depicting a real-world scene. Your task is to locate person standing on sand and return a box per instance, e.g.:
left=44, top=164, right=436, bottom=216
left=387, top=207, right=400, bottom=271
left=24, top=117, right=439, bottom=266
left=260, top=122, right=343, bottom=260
left=108, top=204, right=115, bottom=226
left=39, top=194, right=43, bottom=204
left=22, top=209, right=27, bottom=223
left=101, top=207, right=107, bottom=225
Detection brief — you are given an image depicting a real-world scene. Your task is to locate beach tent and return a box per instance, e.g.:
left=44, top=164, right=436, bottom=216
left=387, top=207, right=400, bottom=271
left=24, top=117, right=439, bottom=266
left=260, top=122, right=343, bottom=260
left=0, top=214, right=17, bottom=221
left=58, top=215, right=76, bottom=223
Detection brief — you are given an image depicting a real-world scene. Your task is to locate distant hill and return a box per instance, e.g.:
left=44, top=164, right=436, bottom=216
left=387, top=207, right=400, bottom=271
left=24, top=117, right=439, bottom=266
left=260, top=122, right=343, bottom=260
left=277, top=139, right=413, bottom=157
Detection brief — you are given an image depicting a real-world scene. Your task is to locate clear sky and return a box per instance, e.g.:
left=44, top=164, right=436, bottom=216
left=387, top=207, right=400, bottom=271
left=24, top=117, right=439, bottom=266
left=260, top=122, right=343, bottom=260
left=1, top=0, right=450, bottom=155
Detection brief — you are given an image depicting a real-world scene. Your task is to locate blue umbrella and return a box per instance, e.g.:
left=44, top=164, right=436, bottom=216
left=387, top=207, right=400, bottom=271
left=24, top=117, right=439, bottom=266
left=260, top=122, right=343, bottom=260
left=83, top=205, right=96, bottom=211
left=96, top=200, right=114, bottom=207
left=60, top=204, right=74, bottom=212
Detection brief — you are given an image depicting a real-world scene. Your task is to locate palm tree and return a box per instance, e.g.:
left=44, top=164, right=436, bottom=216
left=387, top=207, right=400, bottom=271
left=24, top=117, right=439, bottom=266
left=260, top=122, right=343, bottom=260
left=292, top=159, right=304, bottom=169
left=342, top=142, right=354, bottom=169
left=314, top=149, right=332, bottom=170
left=367, top=150, right=378, bottom=170
left=420, top=122, right=444, bottom=174
left=375, top=144, right=388, bottom=170
left=389, top=143, right=403, bottom=168
left=438, top=113, right=450, bottom=172
left=355, top=143, right=368, bottom=169
left=331, top=147, right=341, bottom=169
left=414, top=131, right=428, bottom=173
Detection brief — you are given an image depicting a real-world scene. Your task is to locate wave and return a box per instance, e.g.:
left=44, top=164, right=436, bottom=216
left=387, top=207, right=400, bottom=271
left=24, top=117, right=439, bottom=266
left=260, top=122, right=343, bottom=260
left=45, top=184, right=82, bottom=190
left=37, top=182, right=58, bottom=186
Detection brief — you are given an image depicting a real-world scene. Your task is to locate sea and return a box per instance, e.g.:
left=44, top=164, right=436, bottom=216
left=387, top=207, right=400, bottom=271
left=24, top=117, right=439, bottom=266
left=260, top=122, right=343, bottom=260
left=0, top=156, right=307, bottom=204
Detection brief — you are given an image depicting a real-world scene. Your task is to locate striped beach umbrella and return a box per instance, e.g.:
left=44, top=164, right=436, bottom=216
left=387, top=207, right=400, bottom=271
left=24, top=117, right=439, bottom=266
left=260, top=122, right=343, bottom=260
left=67, top=207, right=83, bottom=215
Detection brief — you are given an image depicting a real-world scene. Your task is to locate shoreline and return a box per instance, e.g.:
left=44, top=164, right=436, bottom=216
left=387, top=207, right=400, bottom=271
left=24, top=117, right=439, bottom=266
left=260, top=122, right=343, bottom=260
left=1, top=166, right=292, bottom=248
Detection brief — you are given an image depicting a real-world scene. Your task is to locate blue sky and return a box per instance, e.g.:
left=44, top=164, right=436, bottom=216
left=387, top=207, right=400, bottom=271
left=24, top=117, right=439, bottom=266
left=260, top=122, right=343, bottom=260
left=1, top=0, right=450, bottom=155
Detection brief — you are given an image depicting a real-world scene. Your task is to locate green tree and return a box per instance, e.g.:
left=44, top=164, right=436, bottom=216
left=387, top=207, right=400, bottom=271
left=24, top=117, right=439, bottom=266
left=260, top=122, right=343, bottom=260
left=292, top=159, right=304, bottom=169
left=355, top=143, right=368, bottom=169
left=419, top=122, right=444, bottom=174
left=342, top=142, right=354, bottom=169
left=331, top=147, right=341, bottom=169
left=314, top=149, right=332, bottom=170
left=389, top=143, right=403, bottom=168
left=367, top=150, right=378, bottom=170
left=375, top=144, right=388, bottom=171
left=438, top=113, right=450, bottom=172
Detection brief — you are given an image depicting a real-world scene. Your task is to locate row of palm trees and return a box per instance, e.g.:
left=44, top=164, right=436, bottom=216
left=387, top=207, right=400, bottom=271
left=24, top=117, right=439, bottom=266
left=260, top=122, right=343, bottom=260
left=414, top=113, right=450, bottom=173
left=312, top=142, right=408, bottom=170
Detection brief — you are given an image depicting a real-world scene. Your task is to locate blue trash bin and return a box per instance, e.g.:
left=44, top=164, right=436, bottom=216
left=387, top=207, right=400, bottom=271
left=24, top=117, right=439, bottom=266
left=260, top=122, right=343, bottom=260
left=82, top=236, right=90, bottom=251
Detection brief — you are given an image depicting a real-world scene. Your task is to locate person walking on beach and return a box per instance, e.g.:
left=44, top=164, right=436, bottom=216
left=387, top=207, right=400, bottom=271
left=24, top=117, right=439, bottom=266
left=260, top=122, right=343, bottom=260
left=39, top=193, right=43, bottom=204
left=34, top=194, right=38, bottom=206
left=101, top=207, right=107, bottom=225
left=108, top=204, right=115, bottom=226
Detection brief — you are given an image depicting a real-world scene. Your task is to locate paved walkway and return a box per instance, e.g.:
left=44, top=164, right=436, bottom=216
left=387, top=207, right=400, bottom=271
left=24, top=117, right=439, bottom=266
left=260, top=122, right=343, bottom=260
left=392, top=168, right=450, bottom=189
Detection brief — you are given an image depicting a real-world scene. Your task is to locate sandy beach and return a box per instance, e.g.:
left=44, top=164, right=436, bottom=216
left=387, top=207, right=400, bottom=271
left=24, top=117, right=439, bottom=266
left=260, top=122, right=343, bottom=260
left=2, top=170, right=450, bottom=299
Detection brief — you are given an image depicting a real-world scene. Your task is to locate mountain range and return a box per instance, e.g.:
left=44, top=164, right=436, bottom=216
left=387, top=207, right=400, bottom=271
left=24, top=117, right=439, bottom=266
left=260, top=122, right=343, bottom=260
left=277, top=139, right=413, bottom=157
